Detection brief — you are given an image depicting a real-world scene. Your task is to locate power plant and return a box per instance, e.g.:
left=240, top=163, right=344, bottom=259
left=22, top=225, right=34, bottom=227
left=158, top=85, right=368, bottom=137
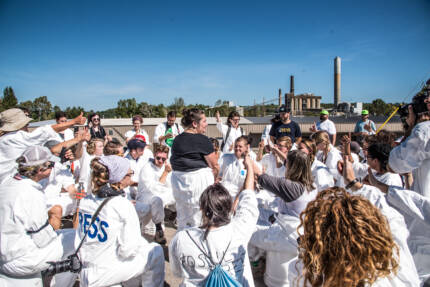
left=276, top=56, right=343, bottom=114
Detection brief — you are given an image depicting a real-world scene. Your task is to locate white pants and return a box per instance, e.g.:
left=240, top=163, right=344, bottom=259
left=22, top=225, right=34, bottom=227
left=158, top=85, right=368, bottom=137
left=80, top=241, right=164, bottom=287
left=135, top=197, right=165, bottom=227
left=171, top=168, right=214, bottom=231
left=0, top=272, right=42, bottom=287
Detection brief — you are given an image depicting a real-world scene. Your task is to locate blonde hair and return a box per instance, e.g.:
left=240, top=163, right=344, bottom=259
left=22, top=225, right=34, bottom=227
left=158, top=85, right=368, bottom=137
left=277, top=136, right=292, bottom=150
left=86, top=138, right=104, bottom=155
left=313, top=131, right=331, bottom=162
left=297, top=187, right=399, bottom=287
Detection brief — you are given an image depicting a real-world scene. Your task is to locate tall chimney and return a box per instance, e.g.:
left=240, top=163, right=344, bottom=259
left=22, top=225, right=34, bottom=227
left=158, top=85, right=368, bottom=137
left=334, top=57, right=341, bottom=108
left=290, top=75, right=295, bottom=96
left=278, top=89, right=282, bottom=106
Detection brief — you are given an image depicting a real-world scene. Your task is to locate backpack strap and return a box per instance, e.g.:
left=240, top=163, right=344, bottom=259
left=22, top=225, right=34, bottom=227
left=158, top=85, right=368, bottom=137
left=221, top=125, right=232, bottom=151
left=185, top=230, right=232, bottom=266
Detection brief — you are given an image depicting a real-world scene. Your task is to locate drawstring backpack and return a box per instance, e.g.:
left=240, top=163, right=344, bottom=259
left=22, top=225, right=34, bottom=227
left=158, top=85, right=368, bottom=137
left=186, top=230, right=243, bottom=287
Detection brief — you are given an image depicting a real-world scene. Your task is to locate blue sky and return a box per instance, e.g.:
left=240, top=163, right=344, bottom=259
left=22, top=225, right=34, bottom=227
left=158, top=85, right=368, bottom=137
left=1, top=0, right=429, bottom=111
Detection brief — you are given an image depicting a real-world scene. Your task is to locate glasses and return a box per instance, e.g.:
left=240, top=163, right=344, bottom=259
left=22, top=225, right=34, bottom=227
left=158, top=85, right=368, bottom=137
left=156, top=156, right=167, bottom=162
left=231, top=118, right=240, bottom=122
left=92, top=118, right=100, bottom=121
left=41, top=161, right=55, bottom=171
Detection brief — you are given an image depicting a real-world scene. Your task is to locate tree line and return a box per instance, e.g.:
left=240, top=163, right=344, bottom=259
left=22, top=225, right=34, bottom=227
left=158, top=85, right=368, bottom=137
left=0, top=86, right=417, bottom=121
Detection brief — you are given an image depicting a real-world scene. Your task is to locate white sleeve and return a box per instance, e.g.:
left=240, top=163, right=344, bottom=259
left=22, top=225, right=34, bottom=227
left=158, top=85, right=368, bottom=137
left=231, top=189, right=258, bottom=240
left=168, top=234, right=184, bottom=278
left=216, top=122, right=228, bottom=137
left=389, top=123, right=430, bottom=174
left=329, top=121, right=336, bottom=135
left=117, top=199, right=142, bottom=259
left=124, top=130, right=134, bottom=139
left=352, top=161, right=369, bottom=180
left=138, top=164, right=170, bottom=195
left=153, top=123, right=164, bottom=144
left=17, top=125, right=58, bottom=146
left=387, top=186, right=430, bottom=228
left=313, top=164, right=334, bottom=191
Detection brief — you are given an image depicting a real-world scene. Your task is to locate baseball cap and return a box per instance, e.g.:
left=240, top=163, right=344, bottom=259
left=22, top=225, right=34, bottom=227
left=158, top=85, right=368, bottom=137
left=320, top=110, right=329, bottom=115
left=0, top=108, right=33, bottom=132
left=133, top=134, right=147, bottom=143
left=361, top=110, right=369, bottom=115
left=278, top=105, right=291, bottom=113
left=127, top=139, right=146, bottom=150
left=20, top=146, right=60, bottom=166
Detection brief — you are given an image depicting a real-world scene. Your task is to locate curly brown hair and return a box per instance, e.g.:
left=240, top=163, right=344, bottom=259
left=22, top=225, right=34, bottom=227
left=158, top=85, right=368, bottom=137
left=297, top=187, right=399, bottom=287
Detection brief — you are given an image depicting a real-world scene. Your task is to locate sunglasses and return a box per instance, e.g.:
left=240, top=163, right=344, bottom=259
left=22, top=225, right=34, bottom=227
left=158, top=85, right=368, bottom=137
left=92, top=118, right=100, bottom=121
left=155, top=156, right=167, bottom=162
left=41, top=161, right=55, bottom=171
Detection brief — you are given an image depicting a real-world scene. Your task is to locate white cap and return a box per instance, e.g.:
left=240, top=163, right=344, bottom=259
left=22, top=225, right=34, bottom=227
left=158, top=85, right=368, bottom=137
left=20, top=146, right=60, bottom=166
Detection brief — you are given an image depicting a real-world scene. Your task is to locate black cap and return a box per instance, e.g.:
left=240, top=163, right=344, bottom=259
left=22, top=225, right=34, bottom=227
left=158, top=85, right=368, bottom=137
left=127, top=139, right=146, bottom=150
left=278, top=105, right=290, bottom=113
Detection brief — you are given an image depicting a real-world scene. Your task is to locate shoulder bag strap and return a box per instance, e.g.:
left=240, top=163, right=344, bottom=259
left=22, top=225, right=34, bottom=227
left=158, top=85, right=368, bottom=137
left=74, top=197, right=113, bottom=255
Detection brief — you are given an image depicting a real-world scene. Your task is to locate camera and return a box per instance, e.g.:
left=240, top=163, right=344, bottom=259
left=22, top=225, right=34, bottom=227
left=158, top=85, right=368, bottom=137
left=398, top=80, right=430, bottom=128
left=42, top=254, right=82, bottom=277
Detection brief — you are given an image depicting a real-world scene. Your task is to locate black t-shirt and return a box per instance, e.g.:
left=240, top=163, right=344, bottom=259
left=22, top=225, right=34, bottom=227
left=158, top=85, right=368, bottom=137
left=170, top=133, right=214, bottom=172
left=269, top=121, right=301, bottom=142
left=90, top=126, right=106, bottom=139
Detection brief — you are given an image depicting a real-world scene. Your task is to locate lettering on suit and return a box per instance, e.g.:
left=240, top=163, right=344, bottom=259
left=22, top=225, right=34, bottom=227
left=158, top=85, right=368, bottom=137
left=78, top=212, right=109, bottom=242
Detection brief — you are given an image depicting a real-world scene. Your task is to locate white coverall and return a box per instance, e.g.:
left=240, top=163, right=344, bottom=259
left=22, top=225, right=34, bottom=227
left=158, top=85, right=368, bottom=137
left=136, top=160, right=175, bottom=229
left=39, top=162, right=76, bottom=216
left=216, top=122, right=243, bottom=154
left=389, top=120, right=430, bottom=198
left=249, top=214, right=300, bottom=287
left=311, top=159, right=334, bottom=191
left=385, top=186, right=430, bottom=283
left=259, top=153, right=286, bottom=178
left=169, top=189, right=258, bottom=287
left=283, top=184, right=421, bottom=287
left=0, top=178, right=65, bottom=286
left=125, top=152, right=152, bottom=200
left=316, top=145, right=343, bottom=185
left=218, top=153, right=247, bottom=197
left=171, top=168, right=214, bottom=231
left=0, top=125, right=58, bottom=184
left=76, top=194, right=164, bottom=287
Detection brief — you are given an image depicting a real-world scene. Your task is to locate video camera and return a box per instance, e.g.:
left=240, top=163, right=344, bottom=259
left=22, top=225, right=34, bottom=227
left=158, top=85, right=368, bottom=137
left=398, top=79, right=430, bottom=129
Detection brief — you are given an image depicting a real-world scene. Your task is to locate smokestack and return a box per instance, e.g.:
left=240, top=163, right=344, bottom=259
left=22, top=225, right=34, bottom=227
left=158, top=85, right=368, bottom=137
left=334, top=57, right=341, bottom=108
left=278, top=89, right=282, bottom=106
left=290, top=75, right=295, bottom=96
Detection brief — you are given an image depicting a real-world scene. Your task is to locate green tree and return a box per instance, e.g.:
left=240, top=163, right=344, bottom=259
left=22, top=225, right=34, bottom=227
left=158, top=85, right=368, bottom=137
left=65, top=106, right=85, bottom=118
left=170, top=97, right=185, bottom=113
left=33, top=96, right=52, bottom=120
left=1, top=86, right=18, bottom=111
left=116, top=98, right=139, bottom=118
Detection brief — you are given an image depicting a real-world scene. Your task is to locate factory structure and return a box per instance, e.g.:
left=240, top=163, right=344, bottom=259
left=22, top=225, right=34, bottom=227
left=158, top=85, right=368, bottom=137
left=277, top=56, right=362, bottom=115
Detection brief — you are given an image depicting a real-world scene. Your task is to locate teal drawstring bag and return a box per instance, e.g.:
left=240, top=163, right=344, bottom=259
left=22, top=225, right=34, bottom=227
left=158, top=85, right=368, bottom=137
left=186, top=231, right=243, bottom=287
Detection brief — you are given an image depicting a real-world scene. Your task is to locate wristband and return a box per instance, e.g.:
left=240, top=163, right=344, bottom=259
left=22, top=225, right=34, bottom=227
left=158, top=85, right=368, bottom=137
left=345, top=178, right=359, bottom=189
